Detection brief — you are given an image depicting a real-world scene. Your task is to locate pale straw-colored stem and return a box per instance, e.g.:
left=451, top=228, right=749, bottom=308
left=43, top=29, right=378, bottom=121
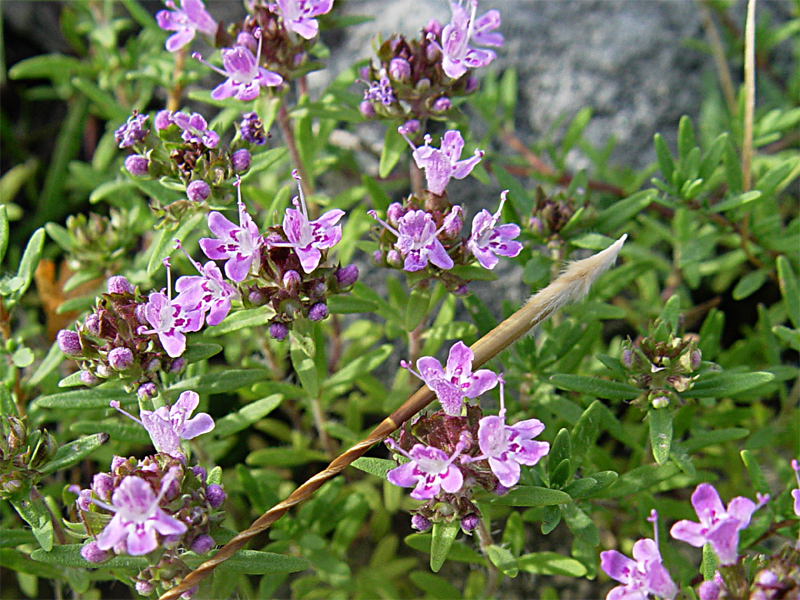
left=742, top=0, right=756, bottom=192
left=159, top=235, right=627, bottom=600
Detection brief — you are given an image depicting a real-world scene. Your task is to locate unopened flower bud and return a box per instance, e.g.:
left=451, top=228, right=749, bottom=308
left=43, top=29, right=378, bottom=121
left=135, top=580, right=154, bottom=596
left=84, top=313, right=101, bottom=336
left=399, top=119, right=420, bottom=136
left=29, top=430, right=57, bottom=469
left=124, top=155, right=149, bottom=177
left=431, top=97, right=451, bottom=113
left=411, top=514, right=432, bottom=532
left=454, top=284, right=469, bottom=296
left=108, top=347, right=134, bottom=371
left=424, top=18, right=443, bottom=38
left=81, top=541, right=112, bottom=564
left=621, top=348, right=634, bottom=369
left=1, top=475, right=23, bottom=497
left=442, top=212, right=462, bottom=238
left=269, top=322, right=289, bottom=341
left=110, top=455, right=127, bottom=471
left=248, top=289, right=267, bottom=306
left=416, top=78, right=431, bottom=92
left=169, top=358, right=185, bottom=373
left=283, top=270, right=301, bottom=291
left=308, top=303, right=328, bottom=322
left=206, top=483, right=226, bottom=508
left=191, top=466, right=207, bottom=483
left=387, top=202, right=404, bottom=227
left=312, top=282, right=327, bottom=297
left=57, top=330, right=82, bottom=357
left=372, top=250, right=384, bottom=264
left=464, top=77, right=479, bottom=93
left=494, top=482, right=510, bottom=496
left=92, top=473, right=115, bottom=500
left=236, top=31, right=257, bottom=53
left=96, top=364, right=111, bottom=378
left=387, top=250, right=403, bottom=268
left=461, top=514, right=480, bottom=532
left=191, top=534, right=215, bottom=554
left=359, top=101, right=376, bottom=118
left=690, top=350, right=702, bottom=371
left=155, top=110, right=173, bottom=131
left=107, top=276, right=134, bottom=295
left=231, top=148, right=251, bottom=173
left=335, top=265, right=359, bottom=289
left=651, top=394, right=669, bottom=409
left=388, top=58, right=412, bottom=82
left=80, top=370, right=100, bottom=386
left=137, top=382, right=158, bottom=400
left=187, top=180, right=211, bottom=202
left=529, top=216, right=544, bottom=235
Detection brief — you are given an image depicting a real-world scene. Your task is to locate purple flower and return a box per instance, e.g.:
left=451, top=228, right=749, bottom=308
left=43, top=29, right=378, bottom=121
left=156, top=0, right=217, bottom=52
left=240, top=112, right=267, bottom=145
left=111, top=391, right=215, bottom=457
left=467, top=191, right=523, bottom=269
left=124, top=155, right=149, bottom=177
left=231, top=148, right=251, bottom=172
left=186, top=180, right=210, bottom=202
left=385, top=439, right=465, bottom=500
left=57, top=330, right=82, bottom=357
left=274, top=0, right=334, bottom=39
left=363, top=76, right=396, bottom=106
left=174, top=240, right=240, bottom=326
left=669, top=483, right=759, bottom=565
left=369, top=208, right=458, bottom=272
left=171, top=112, right=219, bottom=148
left=193, top=30, right=283, bottom=102
left=792, top=460, right=800, bottom=517
left=108, top=347, right=134, bottom=371
left=698, top=573, right=724, bottom=600
left=138, top=290, right=202, bottom=358
left=402, top=341, right=498, bottom=416
left=269, top=171, right=344, bottom=273
left=600, top=538, right=677, bottom=600
left=199, top=183, right=264, bottom=282
left=430, top=0, right=503, bottom=79
left=115, top=113, right=149, bottom=148
left=467, top=377, right=549, bottom=486
left=399, top=128, right=483, bottom=195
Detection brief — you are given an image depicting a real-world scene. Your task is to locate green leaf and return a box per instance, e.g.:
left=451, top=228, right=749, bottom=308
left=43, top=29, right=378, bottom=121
left=246, top=447, right=327, bottom=467
left=712, top=190, right=762, bottom=212
left=701, top=543, right=717, bottom=582
left=409, top=572, right=462, bottom=600
left=379, top=126, right=406, bottom=179
left=70, top=77, right=128, bottom=122
left=11, top=347, right=34, bottom=368
left=430, top=520, right=460, bottom=573
left=658, top=294, right=682, bottom=334
left=549, top=374, right=639, bottom=401
left=186, top=549, right=309, bottom=574
left=654, top=133, right=675, bottom=184
left=0, top=529, right=37, bottom=548
left=686, top=372, right=775, bottom=398
left=290, top=342, right=320, bottom=398
left=70, top=419, right=149, bottom=445
left=777, top=255, right=800, bottom=329
left=561, top=502, right=599, bottom=546
left=14, top=228, right=45, bottom=301
left=328, top=295, right=378, bottom=314
left=683, top=428, right=749, bottom=453
left=167, top=369, right=269, bottom=396
left=31, top=545, right=147, bottom=569
left=324, top=345, right=392, bottom=390
left=213, top=394, right=283, bottom=438
left=732, top=269, right=768, bottom=300
left=677, top=116, right=696, bottom=163
left=8, top=54, right=92, bottom=80
left=405, top=533, right=486, bottom=565
left=562, top=477, right=598, bottom=499
left=11, top=496, right=54, bottom=551
left=206, top=307, right=275, bottom=336
left=0, top=385, right=15, bottom=417
left=181, top=342, right=223, bottom=364
left=562, top=107, right=592, bottom=154
left=606, top=463, right=681, bottom=498
left=39, top=433, right=109, bottom=475
left=247, top=147, right=288, bottom=176
left=146, top=213, right=203, bottom=276
left=0, top=206, right=8, bottom=263
left=405, top=287, right=431, bottom=331
left=649, top=409, right=672, bottom=465
left=517, top=552, right=587, bottom=576
left=35, top=387, right=134, bottom=410
left=740, top=449, right=770, bottom=495
left=489, top=486, right=571, bottom=507
left=351, top=457, right=397, bottom=480
left=494, top=166, right=532, bottom=216
left=594, top=190, right=656, bottom=234
left=0, top=548, right=63, bottom=578
left=487, top=545, right=519, bottom=578
left=548, top=429, right=571, bottom=479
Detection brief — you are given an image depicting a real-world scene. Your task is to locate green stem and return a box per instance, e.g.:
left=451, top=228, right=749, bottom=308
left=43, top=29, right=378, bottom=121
left=277, top=101, right=316, bottom=216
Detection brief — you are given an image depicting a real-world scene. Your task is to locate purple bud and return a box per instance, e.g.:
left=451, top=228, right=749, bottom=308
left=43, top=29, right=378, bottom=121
left=231, top=148, right=251, bottom=173
left=388, top=58, right=412, bottom=82
left=191, top=466, right=207, bottom=483
left=359, top=101, right=376, bottom=118
left=206, top=484, right=226, bottom=508
left=442, top=211, right=462, bottom=237
left=155, top=110, right=173, bottom=131
left=454, top=284, right=469, bottom=296
left=108, top=347, right=134, bottom=371
left=372, top=250, right=384, bottom=264
left=269, top=322, right=289, bottom=341
left=146, top=359, right=161, bottom=373
left=312, top=282, right=327, bottom=296
left=190, top=534, right=215, bottom=554
left=399, top=120, right=420, bottom=136
left=96, top=364, right=111, bottom=378
left=494, top=482, right=510, bottom=496
left=80, top=370, right=100, bottom=386
left=248, top=288, right=267, bottom=306
left=282, top=270, right=301, bottom=291
left=431, top=97, right=451, bottom=113
left=387, top=202, right=405, bottom=227
left=464, top=77, right=479, bottom=94
left=84, top=313, right=101, bottom=336
left=169, top=358, right=185, bottom=374
left=124, top=154, right=150, bottom=177
left=461, top=514, right=480, bottom=532
left=107, top=276, right=134, bottom=295
left=236, top=31, right=257, bottom=53
left=57, top=330, right=82, bottom=357
left=416, top=78, right=431, bottom=92
left=137, top=382, right=158, bottom=400
left=411, top=514, right=432, bottom=532
left=621, top=348, right=634, bottom=369
left=386, top=250, right=403, bottom=268
left=135, top=580, right=154, bottom=596
left=110, top=455, right=127, bottom=471
left=424, top=18, right=443, bottom=38
left=187, top=180, right=211, bottom=202
left=81, top=541, right=112, bottom=564
left=529, top=216, right=544, bottom=235
left=92, top=473, right=115, bottom=500
left=76, top=489, right=92, bottom=511
left=426, top=43, right=441, bottom=62
left=308, top=303, right=328, bottom=322
left=690, top=350, right=702, bottom=371
left=335, top=265, right=359, bottom=288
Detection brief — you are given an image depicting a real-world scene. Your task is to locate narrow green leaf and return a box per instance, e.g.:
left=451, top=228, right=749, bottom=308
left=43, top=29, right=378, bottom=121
left=0, top=385, right=15, bottom=417
left=186, top=549, right=308, bottom=574
left=463, top=294, right=497, bottom=337
left=499, top=68, right=519, bottom=122
left=740, top=450, right=770, bottom=495
left=712, top=190, right=762, bottom=212
left=494, top=166, right=532, bottom=216
left=0, top=206, right=8, bottom=263
left=594, top=190, right=655, bottom=234
left=379, top=126, right=406, bottom=179
left=683, top=428, right=749, bottom=453
left=167, top=369, right=269, bottom=396
left=686, top=372, right=775, bottom=398
left=0, top=548, right=63, bottom=578
left=247, top=147, right=288, bottom=176
left=31, top=545, right=147, bottom=569
left=290, top=344, right=319, bottom=398
left=8, top=54, right=92, bottom=80
left=701, top=543, right=717, bottom=582
left=11, top=496, right=54, bottom=551
left=658, top=294, right=682, bottom=334
left=430, top=520, right=460, bottom=573
left=654, top=133, right=674, bottom=184
left=549, top=374, right=639, bottom=401
left=146, top=213, right=203, bottom=275
left=70, top=77, right=128, bottom=122
left=562, top=477, right=598, bottom=499
left=490, top=486, right=571, bottom=507
left=562, top=107, right=592, bottom=153
left=777, top=255, right=800, bottom=329
left=324, top=344, right=392, bottom=389
left=677, top=115, right=696, bottom=163
left=405, top=287, right=431, bottom=332
left=517, top=552, right=587, bottom=576
left=772, top=325, right=800, bottom=350
left=732, top=269, right=768, bottom=300
left=548, top=429, right=571, bottom=479
left=404, top=533, right=485, bottom=564
left=649, top=409, right=673, bottom=465
left=39, top=433, right=109, bottom=475
left=70, top=420, right=149, bottom=445
left=351, top=457, right=397, bottom=480
left=486, top=545, right=519, bottom=578
left=246, top=446, right=327, bottom=467
left=213, top=394, right=283, bottom=438
left=699, top=132, right=729, bottom=180
left=35, top=387, right=134, bottom=410
left=606, top=463, right=681, bottom=498
left=0, top=529, right=37, bottom=548
left=14, top=228, right=45, bottom=300
left=409, top=572, right=462, bottom=600
left=328, top=295, right=378, bottom=314
left=561, top=502, right=599, bottom=546
left=181, top=342, right=223, bottom=364
left=206, top=307, right=275, bottom=336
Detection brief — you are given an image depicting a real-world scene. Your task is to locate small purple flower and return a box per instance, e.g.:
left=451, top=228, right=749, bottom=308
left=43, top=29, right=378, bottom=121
left=385, top=439, right=465, bottom=500
left=792, top=460, right=800, bottom=517
left=698, top=573, right=724, bottom=600
left=206, top=483, right=226, bottom=508
left=430, top=0, right=503, bottom=80
left=600, top=537, right=677, bottom=600
left=389, top=57, right=412, bottom=82
left=335, top=264, right=359, bottom=289
left=57, top=330, right=82, bottom=357
left=363, top=76, right=396, bottom=106
left=91, top=471, right=187, bottom=556
left=108, top=347, right=134, bottom=371
left=274, top=0, right=334, bottom=39
left=171, top=112, right=219, bottom=148
left=369, top=209, right=458, bottom=272
left=411, top=514, right=432, bottom=532
left=193, top=30, right=283, bottom=102
left=467, top=191, right=523, bottom=269
left=107, top=276, right=134, bottom=295
left=80, top=541, right=112, bottom=564
left=231, top=148, right=251, bottom=173
left=669, top=483, right=759, bottom=565
left=240, top=112, right=267, bottom=145
left=115, top=113, right=149, bottom=148
left=399, top=128, right=483, bottom=196
left=269, top=322, right=289, bottom=341
left=124, top=155, right=149, bottom=177
left=308, top=303, right=328, bottom=322
left=269, top=171, right=344, bottom=273
left=199, top=182, right=264, bottom=282
left=402, top=341, right=498, bottom=416
left=156, top=0, right=217, bottom=52
left=186, top=180, right=210, bottom=202
left=467, top=377, right=549, bottom=486
left=174, top=241, right=240, bottom=327
left=138, top=290, right=202, bottom=358
left=191, top=534, right=215, bottom=554
left=155, top=110, right=174, bottom=131
left=111, top=390, right=215, bottom=458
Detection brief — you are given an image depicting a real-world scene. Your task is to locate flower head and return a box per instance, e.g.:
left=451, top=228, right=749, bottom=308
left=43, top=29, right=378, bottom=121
left=468, top=377, right=549, bottom=486
left=467, top=191, right=523, bottom=269
left=670, top=483, right=760, bottom=565
left=156, top=0, right=217, bottom=52
left=430, top=0, right=503, bottom=79
left=399, top=128, right=483, bottom=195
left=192, top=30, right=283, bottom=102
left=385, top=438, right=466, bottom=500
left=363, top=75, right=396, bottom=106
left=369, top=208, right=458, bottom=272
left=601, top=535, right=677, bottom=600
left=115, top=112, right=149, bottom=148
left=240, top=112, right=267, bottom=145
left=171, top=111, right=219, bottom=148
left=274, top=0, right=334, bottom=39
left=199, top=181, right=264, bottom=282
left=402, top=341, right=498, bottom=415
left=92, top=471, right=187, bottom=556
